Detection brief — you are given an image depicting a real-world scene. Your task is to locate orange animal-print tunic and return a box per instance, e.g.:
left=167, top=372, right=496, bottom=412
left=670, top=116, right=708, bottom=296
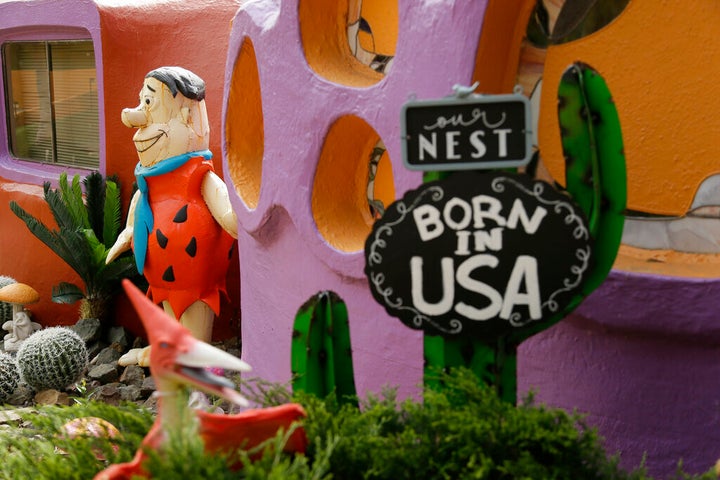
left=139, top=155, right=234, bottom=317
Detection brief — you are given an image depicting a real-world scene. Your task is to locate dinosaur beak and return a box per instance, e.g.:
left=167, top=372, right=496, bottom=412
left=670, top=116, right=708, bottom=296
left=173, top=340, right=252, bottom=407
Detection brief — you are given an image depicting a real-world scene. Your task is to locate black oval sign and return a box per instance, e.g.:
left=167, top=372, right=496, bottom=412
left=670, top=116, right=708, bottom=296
left=364, top=172, right=593, bottom=339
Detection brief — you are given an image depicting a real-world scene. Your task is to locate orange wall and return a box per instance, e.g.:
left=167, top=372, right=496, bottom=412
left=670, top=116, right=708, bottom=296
left=538, top=0, right=720, bottom=217
left=0, top=1, right=240, bottom=338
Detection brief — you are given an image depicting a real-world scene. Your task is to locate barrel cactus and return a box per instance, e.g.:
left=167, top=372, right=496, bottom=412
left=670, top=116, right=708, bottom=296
left=16, top=327, right=88, bottom=391
left=0, top=352, right=19, bottom=403
left=0, top=275, right=17, bottom=325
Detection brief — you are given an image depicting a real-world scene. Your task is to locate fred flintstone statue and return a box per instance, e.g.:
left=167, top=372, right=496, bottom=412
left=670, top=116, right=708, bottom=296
left=107, top=67, right=237, bottom=366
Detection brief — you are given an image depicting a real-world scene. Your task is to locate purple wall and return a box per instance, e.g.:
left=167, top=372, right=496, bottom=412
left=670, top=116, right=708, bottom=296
left=222, top=0, right=489, bottom=401
left=221, top=1, right=720, bottom=478
left=519, top=270, right=720, bottom=477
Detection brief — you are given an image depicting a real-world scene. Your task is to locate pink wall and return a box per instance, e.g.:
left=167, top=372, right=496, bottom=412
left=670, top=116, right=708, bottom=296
left=222, top=0, right=490, bottom=399
left=222, top=1, right=720, bottom=477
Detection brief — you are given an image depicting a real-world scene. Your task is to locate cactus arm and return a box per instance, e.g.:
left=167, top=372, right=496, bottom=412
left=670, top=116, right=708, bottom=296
left=320, top=294, right=336, bottom=396
left=558, top=62, right=626, bottom=294
left=326, top=292, right=357, bottom=403
left=576, top=63, right=627, bottom=294
left=291, top=295, right=324, bottom=396
left=558, top=63, right=601, bottom=229
left=291, top=291, right=357, bottom=406
left=510, top=62, right=626, bottom=344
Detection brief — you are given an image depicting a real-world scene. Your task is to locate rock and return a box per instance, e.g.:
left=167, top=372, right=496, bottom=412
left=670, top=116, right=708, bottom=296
left=119, top=365, right=145, bottom=387
left=35, top=389, right=71, bottom=406
left=131, top=336, right=146, bottom=349
left=71, top=318, right=103, bottom=344
left=0, top=407, right=35, bottom=424
left=88, top=363, right=119, bottom=384
left=106, top=326, right=132, bottom=348
left=222, top=337, right=240, bottom=350
left=7, top=383, right=33, bottom=406
left=140, top=376, right=156, bottom=397
left=188, top=391, right=224, bottom=414
left=119, top=384, right=142, bottom=402
left=86, top=340, right=109, bottom=360
left=96, top=382, right=121, bottom=406
left=91, top=343, right=124, bottom=366
left=141, top=392, right=159, bottom=413
left=226, top=347, right=242, bottom=358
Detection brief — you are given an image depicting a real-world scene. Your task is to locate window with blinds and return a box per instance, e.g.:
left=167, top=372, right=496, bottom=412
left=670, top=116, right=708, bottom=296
left=2, top=40, right=99, bottom=169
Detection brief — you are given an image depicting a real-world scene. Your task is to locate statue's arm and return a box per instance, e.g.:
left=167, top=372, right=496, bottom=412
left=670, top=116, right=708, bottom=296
left=106, top=190, right=140, bottom=263
left=201, top=171, right=238, bottom=239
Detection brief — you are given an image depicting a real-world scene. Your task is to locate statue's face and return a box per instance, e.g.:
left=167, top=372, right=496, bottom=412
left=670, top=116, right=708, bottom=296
left=13, top=311, right=29, bottom=325
left=121, top=77, right=209, bottom=167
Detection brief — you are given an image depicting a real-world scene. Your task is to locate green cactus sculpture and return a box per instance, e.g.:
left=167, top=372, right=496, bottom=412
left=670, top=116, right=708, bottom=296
left=291, top=291, right=357, bottom=407
left=423, top=62, right=626, bottom=403
left=16, top=327, right=88, bottom=391
left=0, top=275, right=17, bottom=326
left=0, top=352, right=19, bottom=403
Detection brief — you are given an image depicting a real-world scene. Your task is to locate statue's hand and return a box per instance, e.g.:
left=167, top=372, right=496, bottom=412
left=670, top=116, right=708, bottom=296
left=106, top=228, right=133, bottom=264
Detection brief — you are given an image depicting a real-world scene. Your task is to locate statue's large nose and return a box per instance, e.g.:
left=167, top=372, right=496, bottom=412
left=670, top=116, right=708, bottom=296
left=121, top=107, right=147, bottom=128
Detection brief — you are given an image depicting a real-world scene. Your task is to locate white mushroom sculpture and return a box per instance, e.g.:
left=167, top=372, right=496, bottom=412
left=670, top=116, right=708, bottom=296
left=0, top=283, right=41, bottom=352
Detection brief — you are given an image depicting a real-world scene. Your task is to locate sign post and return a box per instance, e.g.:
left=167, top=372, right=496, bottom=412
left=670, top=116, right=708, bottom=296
left=365, top=172, right=593, bottom=401
left=365, top=66, right=626, bottom=403
left=401, top=90, right=532, bottom=171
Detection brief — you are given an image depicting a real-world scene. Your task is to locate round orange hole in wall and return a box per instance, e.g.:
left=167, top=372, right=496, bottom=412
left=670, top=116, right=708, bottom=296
left=312, top=115, right=395, bottom=252
left=299, top=0, right=398, bottom=86
left=226, top=37, right=264, bottom=210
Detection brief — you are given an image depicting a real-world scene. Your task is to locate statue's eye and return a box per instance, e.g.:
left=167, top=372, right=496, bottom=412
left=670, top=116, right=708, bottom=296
left=159, top=342, right=170, bottom=349
left=145, top=98, right=151, bottom=105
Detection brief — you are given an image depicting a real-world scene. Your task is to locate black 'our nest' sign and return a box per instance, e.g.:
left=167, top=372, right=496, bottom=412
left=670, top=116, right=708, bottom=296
left=364, top=172, right=593, bottom=339
left=401, top=93, right=532, bottom=171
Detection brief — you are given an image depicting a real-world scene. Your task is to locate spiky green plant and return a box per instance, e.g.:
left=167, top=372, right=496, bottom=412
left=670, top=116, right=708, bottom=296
left=0, top=275, right=17, bottom=325
left=16, top=327, right=88, bottom=392
left=9, top=172, right=138, bottom=322
left=0, top=352, right=19, bottom=404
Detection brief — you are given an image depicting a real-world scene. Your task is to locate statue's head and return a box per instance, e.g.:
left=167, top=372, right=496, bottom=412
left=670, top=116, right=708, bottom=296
left=121, top=66, right=210, bottom=166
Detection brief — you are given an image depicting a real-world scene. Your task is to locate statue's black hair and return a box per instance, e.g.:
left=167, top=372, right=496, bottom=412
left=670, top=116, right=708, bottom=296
left=146, top=66, right=205, bottom=101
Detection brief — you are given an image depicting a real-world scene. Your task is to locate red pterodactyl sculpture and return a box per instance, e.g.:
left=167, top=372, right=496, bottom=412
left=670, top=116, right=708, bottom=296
left=95, top=280, right=307, bottom=479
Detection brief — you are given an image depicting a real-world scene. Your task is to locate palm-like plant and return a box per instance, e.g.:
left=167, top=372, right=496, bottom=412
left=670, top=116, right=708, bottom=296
left=10, top=172, right=139, bottom=322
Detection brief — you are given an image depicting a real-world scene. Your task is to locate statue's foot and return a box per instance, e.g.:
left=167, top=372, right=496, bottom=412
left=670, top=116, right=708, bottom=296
left=118, top=346, right=151, bottom=367
left=3, top=339, right=19, bottom=352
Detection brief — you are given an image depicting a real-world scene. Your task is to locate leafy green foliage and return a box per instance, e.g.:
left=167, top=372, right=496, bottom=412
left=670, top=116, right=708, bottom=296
left=9, top=171, right=139, bottom=321
left=142, top=420, right=334, bottom=480
left=0, top=370, right=715, bottom=479
left=299, top=369, right=714, bottom=480
left=0, top=401, right=152, bottom=480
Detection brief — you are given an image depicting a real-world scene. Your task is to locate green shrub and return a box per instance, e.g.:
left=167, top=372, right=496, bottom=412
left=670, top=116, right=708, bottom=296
left=0, top=369, right=715, bottom=479
left=0, top=400, right=152, bottom=480
left=299, top=368, right=645, bottom=480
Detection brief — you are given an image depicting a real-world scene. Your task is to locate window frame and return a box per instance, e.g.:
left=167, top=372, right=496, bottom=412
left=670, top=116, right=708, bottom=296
left=0, top=24, right=105, bottom=184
